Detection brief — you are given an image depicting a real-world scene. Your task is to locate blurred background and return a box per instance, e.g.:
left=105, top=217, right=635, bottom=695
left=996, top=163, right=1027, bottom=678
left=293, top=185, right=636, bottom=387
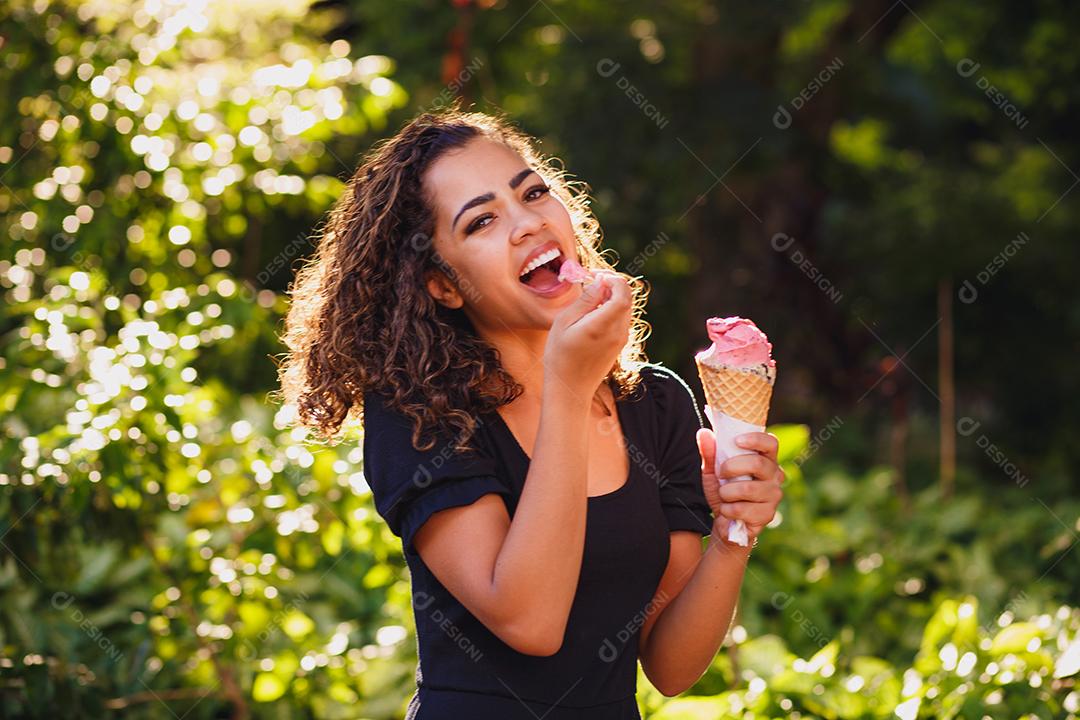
left=1, top=0, right=1077, bottom=717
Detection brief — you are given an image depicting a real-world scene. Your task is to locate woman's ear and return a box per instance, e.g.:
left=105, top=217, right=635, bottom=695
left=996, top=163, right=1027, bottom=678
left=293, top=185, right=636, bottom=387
left=425, top=269, right=464, bottom=310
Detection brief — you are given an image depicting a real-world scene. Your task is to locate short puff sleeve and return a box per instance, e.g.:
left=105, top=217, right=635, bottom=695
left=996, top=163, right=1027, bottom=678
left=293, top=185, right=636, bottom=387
left=362, top=390, right=511, bottom=557
left=644, top=364, right=715, bottom=535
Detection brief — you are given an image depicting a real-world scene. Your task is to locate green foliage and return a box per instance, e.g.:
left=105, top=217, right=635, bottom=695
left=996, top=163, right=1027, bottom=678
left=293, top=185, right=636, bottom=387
left=354, top=0, right=1080, bottom=485
left=630, top=426, right=1079, bottom=719
left=1, top=0, right=1076, bottom=718
left=0, top=0, right=410, bottom=717
left=608, top=424, right=1078, bottom=719
left=734, top=422, right=1078, bottom=669
left=636, top=595, right=1080, bottom=719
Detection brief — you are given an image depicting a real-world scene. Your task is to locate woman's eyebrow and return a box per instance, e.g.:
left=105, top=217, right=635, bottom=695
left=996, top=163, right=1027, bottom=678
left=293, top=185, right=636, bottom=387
left=451, top=168, right=537, bottom=231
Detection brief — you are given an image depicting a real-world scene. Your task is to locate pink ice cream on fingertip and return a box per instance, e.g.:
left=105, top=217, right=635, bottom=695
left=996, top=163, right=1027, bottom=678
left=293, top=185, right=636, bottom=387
left=558, top=258, right=594, bottom=284
left=697, top=316, right=775, bottom=368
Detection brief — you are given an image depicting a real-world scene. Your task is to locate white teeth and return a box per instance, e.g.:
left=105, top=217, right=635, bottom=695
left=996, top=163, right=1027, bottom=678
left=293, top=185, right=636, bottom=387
left=519, top=248, right=561, bottom=277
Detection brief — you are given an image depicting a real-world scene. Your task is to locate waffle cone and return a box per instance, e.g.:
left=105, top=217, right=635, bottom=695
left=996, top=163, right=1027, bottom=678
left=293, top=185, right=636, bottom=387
left=696, top=360, right=774, bottom=426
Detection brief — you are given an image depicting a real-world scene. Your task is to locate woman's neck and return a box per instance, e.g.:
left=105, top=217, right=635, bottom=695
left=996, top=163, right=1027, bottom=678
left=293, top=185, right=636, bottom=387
left=479, top=323, right=613, bottom=415
left=481, top=325, right=548, bottom=397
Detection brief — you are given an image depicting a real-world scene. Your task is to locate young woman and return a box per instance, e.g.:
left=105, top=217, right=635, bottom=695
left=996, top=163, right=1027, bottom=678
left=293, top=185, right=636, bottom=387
left=278, top=106, right=784, bottom=719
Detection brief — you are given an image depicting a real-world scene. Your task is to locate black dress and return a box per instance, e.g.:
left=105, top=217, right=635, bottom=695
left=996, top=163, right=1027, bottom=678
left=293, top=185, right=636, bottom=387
left=362, top=363, right=715, bottom=720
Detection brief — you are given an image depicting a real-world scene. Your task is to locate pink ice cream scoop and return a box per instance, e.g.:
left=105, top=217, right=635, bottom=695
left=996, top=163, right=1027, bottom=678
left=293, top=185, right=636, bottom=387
left=694, top=315, right=777, bottom=548
left=699, top=317, right=776, bottom=369
left=558, top=258, right=595, bottom=284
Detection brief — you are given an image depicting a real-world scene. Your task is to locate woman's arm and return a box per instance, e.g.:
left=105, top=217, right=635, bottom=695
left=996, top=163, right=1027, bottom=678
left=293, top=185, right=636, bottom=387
left=414, top=383, right=591, bottom=656
left=639, top=531, right=752, bottom=695
left=639, top=429, right=784, bottom=694
left=415, top=274, right=631, bottom=656
left=491, top=382, right=592, bottom=652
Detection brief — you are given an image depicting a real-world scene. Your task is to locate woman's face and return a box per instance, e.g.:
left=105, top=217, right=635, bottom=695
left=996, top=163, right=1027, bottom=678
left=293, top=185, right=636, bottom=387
left=421, top=136, right=581, bottom=337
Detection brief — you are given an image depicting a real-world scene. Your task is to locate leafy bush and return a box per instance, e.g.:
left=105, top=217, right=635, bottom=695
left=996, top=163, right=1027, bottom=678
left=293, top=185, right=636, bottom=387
left=638, top=595, right=1080, bottom=719
left=737, top=424, right=1077, bottom=667
left=2, top=1, right=1075, bottom=718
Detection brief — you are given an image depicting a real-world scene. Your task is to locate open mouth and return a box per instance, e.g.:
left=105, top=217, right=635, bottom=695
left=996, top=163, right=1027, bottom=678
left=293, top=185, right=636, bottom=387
left=518, top=248, right=565, bottom=291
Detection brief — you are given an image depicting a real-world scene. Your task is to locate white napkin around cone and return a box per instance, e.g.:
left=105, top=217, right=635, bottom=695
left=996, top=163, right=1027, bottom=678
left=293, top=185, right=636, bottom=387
left=702, top=403, right=764, bottom=546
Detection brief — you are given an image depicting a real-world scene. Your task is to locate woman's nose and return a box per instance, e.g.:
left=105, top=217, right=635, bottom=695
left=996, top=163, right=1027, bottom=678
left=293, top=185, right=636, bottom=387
left=509, top=204, right=546, bottom=241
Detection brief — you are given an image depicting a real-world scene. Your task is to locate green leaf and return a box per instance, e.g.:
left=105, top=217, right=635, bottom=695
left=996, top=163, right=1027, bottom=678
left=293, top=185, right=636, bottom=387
left=1053, top=637, right=1080, bottom=678
left=805, top=638, right=839, bottom=674
left=282, top=609, right=315, bottom=641
left=652, top=696, right=739, bottom=719
left=321, top=519, right=345, bottom=556
left=237, top=602, right=273, bottom=637
left=921, top=598, right=958, bottom=653
left=74, top=543, right=119, bottom=594
left=252, top=672, right=286, bottom=702
left=769, top=423, right=810, bottom=465
left=990, top=622, right=1041, bottom=655
left=739, top=634, right=792, bottom=679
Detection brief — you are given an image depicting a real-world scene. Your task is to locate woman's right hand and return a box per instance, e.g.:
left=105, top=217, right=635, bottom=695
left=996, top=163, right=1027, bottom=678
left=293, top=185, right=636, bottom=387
left=543, top=270, right=633, bottom=400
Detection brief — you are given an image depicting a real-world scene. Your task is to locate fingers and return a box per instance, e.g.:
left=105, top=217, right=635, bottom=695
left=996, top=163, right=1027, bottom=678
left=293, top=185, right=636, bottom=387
left=575, top=273, right=611, bottom=308
left=573, top=271, right=630, bottom=326
left=696, top=428, right=716, bottom=475
left=571, top=269, right=617, bottom=306
left=579, top=269, right=616, bottom=299
left=714, top=433, right=785, bottom=540
left=556, top=284, right=605, bottom=333
left=718, top=499, right=777, bottom=527
left=735, top=431, right=779, bottom=461
left=718, top=478, right=783, bottom=504
left=594, top=270, right=630, bottom=308
left=717, top=452, right=779, bottom=481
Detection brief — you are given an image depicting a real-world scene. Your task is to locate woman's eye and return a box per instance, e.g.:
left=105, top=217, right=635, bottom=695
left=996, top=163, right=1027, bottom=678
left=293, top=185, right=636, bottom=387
left=465, top=214, right=492, bottom=234
left=464, top=187, right=548, bottom=234
left=526, top=184, right=550, bottom=200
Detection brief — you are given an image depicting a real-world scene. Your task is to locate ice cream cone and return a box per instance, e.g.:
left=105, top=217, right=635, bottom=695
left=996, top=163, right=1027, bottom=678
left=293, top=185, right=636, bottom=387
left=696, top=360, right=774, bottom=426
left=693, top=316, right=778, bottom=547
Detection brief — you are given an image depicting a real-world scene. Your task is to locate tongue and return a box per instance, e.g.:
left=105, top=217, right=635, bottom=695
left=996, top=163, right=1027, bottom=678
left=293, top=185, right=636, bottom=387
left=524, top=264, right=561, bottom=291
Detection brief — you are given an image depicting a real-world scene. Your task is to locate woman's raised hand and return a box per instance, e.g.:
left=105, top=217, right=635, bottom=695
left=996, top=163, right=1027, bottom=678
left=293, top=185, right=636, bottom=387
left=543, top=270, right=633, bottom=401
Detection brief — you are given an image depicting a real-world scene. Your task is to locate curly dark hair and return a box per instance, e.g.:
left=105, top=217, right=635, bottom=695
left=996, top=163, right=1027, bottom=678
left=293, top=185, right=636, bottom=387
left=275, top=103, right=652, bottom=452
